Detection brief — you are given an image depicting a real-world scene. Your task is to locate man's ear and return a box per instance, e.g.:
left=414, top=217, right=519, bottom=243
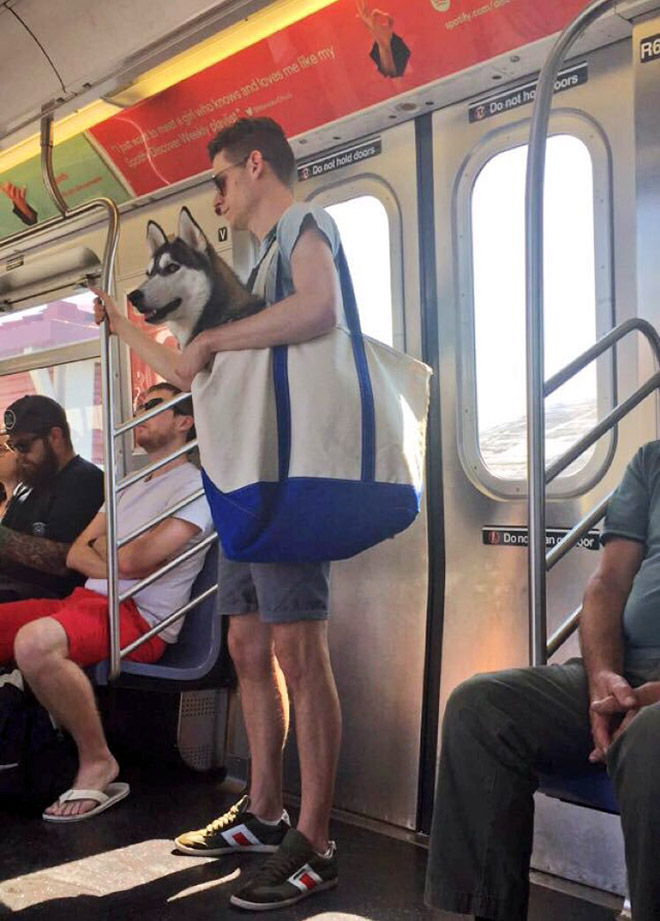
left=147, top=220, right=168, bottom=255
left=178, top=207, right=209, bottom=254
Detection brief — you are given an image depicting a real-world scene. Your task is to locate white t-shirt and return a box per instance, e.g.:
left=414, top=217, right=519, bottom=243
left=85, top=462, right=214, bottom=643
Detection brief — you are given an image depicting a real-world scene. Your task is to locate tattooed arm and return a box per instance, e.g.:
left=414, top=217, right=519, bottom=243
left=0, top=523, right=71, bottom=576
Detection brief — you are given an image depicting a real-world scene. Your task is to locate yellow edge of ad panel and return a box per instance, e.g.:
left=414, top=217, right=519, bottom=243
left=0, top=0, right=339, bottom=174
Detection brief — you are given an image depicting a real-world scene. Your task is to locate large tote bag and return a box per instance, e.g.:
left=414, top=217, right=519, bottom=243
left=192, top=245, right=432, bottom=563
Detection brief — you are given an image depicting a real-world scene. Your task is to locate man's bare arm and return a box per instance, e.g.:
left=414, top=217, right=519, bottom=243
left=0, top=523, right=71, bottom=576
left=580, top=537, right=643, bottom=691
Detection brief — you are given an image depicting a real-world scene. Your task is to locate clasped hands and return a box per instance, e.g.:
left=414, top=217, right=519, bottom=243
left=588, top=670, right=660, bottom=764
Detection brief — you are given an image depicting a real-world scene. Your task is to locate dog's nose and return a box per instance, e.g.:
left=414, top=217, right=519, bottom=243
left=128, top=289, right=145, bottom=309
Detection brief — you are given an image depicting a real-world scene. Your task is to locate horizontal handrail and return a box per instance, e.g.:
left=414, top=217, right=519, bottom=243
left=546, top=371, right=660, bottom=483
left=119, top=582, right=219, bottom=659
left=547, top=605, right=582, bottom=659
left=118, top=488, right=205, bottom=548
left=118, top=532, right=217, bottom=603
left=545, top=318, right=660, bottom=397
left=114, top=390, right=192, bottom=436
left=117, top=439, right=199, bottom=492
left=545, top=493, right=611, bottom=571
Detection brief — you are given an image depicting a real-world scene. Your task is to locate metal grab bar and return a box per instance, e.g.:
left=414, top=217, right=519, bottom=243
left=547, top=605, right=583, bottom=660
left=118, top=488, right=205, bottom=548
left=546, top=493, right=612, bottom=572
left=526, top=0, right=618, bottom=667
left=118, top=531, right=216, bottom=603
left=120, top=581, right=219, bottom=659
left=545, top=318, right=660, bottom=397
left=547, top=372, right=660, bottom=483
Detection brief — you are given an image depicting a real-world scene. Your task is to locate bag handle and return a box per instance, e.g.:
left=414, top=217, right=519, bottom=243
left=273, top=242, right=376, bottom=484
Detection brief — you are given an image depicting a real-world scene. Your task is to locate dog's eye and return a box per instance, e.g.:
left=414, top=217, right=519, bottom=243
left=164, top=263, right=180, bottom=275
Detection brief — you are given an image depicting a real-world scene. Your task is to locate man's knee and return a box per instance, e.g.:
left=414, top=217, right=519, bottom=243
left=227, top=617, right=273, bottom=676
left=272, top=622, right=329, bottom=690
left=608, top=703, right=660, bottom=789
left=443, top=670, right=529, bottom=743
left=14, top=618, right=68, bottom=673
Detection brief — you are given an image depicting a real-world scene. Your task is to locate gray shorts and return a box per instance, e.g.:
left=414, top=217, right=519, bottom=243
left=217, top=547, right=330, bottom=624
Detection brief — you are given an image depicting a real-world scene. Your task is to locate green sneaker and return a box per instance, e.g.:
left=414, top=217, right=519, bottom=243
left=229, top=828, right=338, bottom=911
left=175, top=795, right=290, bottom=856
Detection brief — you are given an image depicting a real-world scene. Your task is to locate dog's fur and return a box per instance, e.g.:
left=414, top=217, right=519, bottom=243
left=129, top=207, right=265, bottom=347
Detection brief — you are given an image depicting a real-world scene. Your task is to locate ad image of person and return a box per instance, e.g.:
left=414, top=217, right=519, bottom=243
left=0, top=384, right=213, bottom=822
left=0, top=395, right=104, bottom=603
left=92, top=116, right=343, bottom=912
left=0, top=181, right=39, bottom=227
left=355, top=0, right=410, bottom=79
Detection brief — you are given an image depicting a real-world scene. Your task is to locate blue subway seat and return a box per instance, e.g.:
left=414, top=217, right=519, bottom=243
left=91, top=542, right=227, bottom=688
left=538, top=767, right=619, bottom=814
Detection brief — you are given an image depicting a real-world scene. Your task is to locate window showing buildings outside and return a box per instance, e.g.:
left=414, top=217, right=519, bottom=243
left=0, top=359, right=103, bottom=466
left=0, top=291, right=98, bottom=361
left=471, top=135, right=598, bottom=480
left=326, top=196, right=394, bottom=346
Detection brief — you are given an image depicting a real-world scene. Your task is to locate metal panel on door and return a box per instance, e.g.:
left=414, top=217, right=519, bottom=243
left=282, top=120, right=429, bottom=830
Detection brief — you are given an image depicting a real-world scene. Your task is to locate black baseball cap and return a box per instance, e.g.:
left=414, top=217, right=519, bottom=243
left=2, top=395, right=69, bottom=438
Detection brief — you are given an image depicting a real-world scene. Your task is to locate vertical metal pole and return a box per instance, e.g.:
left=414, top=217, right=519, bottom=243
left=525, top=0, right=615, bottom=666
left=38, top=115, right=122, bottom=677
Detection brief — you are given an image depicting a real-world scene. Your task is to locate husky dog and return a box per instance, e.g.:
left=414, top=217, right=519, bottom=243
left=129, top=206, right=265, bottom=347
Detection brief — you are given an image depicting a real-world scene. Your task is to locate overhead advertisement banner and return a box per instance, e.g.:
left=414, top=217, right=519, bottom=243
left=89, top=0, right=589, bottom=197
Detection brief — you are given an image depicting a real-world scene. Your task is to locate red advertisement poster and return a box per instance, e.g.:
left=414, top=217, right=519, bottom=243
left=89, top=0, right=588, bottom=197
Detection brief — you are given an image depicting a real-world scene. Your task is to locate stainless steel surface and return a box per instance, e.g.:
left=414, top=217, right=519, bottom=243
left=40, top=116, right=68, bottom=217
left=546, top=494, right=611, bottom=571
left=525, top=0, right=618, bottom=668
left=277, top=120, right=428, bottom=830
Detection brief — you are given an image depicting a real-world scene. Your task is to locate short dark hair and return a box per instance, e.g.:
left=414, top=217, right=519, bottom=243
left=207, top=117, right=295, bottom=187
left=147, top=383, right=196, bottom=442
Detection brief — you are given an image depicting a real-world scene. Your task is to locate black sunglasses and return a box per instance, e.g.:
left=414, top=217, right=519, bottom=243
left=7, top=434, right=42, bottom=454
left=210, top=155, right=251, bottom=196
left=135, top=397, right=189, bottom=417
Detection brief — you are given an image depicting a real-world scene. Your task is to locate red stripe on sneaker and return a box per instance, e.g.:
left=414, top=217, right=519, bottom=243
left=299, top=873, right=316, bottom=890
left=233, top=832, right=251, bottom=846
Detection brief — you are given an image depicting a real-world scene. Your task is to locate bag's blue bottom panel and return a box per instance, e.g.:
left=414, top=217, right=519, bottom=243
left=202, top=471, right=420, bottom=562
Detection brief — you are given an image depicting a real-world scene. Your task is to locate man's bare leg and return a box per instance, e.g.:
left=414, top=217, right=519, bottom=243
left=13, top=618, right=118, bottom=818
left=228, top=612, right=289, bottom=821
left=273, top=620, right=341, bottom=853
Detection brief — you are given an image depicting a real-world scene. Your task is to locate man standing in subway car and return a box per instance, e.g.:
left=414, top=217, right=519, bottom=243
left=93, top=117, right=342, bottom=911
left=426, top=442, right=660, bottom=921
left=0, top=395, right=104, bottom=603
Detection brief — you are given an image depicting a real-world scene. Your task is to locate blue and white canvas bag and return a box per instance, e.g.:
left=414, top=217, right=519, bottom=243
left=192, top=238, right=431, bottom=563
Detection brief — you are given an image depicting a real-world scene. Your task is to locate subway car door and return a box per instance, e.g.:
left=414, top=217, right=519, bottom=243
left=431, top=36, right=643, bottom=891
left=283, top=120, right=430, bottom=831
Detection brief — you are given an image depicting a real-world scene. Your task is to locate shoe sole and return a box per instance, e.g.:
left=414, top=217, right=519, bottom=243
left=229, top=877, right=338, bottom=911
left=175, top=841, right=280, bottom=857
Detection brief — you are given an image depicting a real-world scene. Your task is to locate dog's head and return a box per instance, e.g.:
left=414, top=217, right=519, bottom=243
left=129, top=208, right=214, bottom=346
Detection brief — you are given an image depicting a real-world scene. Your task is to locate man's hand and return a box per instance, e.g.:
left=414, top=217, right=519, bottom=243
left=90, top=286, right=122, bottom=335
left=174, top=331, right=214, bottom=390
left=589, top=679, right=660, bottom=760
left=356, top=0, right=393, bottom=44
left=588, top=670, right=637, bottom=763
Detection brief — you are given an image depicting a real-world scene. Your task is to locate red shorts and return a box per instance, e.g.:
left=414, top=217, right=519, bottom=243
left=0, top=587, right=166, bottom=667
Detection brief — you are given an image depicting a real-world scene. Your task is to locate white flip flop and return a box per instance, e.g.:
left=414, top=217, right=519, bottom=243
left=42, top=782, right=130, bottom=823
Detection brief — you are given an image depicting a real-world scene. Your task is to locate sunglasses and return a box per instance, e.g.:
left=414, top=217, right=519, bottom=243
left=134, top=396, right=189, bottom=417
left=7, top=434, right=42, bottom=454
left=211, top=155, right=250, bottom=196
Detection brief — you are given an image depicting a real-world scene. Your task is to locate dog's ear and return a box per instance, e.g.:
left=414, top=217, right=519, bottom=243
left=146, top=221, right=167, bottom=255
left=178, top=207, right=209, bottom=255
